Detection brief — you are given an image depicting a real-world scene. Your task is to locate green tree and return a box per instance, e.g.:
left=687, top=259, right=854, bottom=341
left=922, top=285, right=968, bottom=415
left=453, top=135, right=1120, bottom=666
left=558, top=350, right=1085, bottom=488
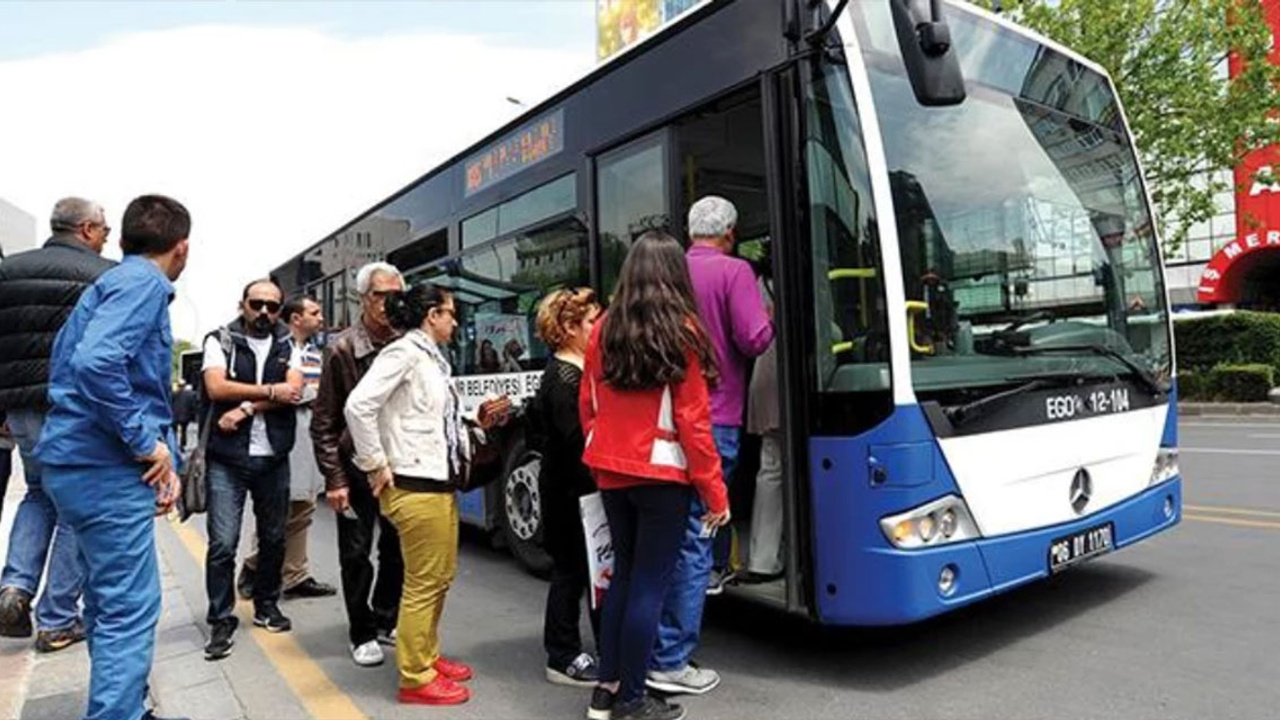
left=171, top=338, right=194, bottom=386
left=976, top=0, right=1280, bottom=253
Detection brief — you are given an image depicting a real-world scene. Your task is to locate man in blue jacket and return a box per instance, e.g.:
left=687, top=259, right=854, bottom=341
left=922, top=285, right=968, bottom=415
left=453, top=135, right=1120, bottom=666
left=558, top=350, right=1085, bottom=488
left=34, top=195, right=191, bottom=720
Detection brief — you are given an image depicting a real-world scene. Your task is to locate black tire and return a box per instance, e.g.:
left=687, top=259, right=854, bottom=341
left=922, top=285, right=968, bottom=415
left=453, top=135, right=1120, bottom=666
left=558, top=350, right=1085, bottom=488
left=499, top=438, right=553, bottom=578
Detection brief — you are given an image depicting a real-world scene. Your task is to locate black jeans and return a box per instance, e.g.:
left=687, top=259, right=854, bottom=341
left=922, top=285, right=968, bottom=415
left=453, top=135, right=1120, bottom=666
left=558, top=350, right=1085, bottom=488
left=542, top=488, right=601, bottom=668
left=598, top=483, right=692, bottom=708
left=0, top=446, right=11, bottom=521
left=206, top=455, right=290, bottom=623
left=336, top=473, right=403, bottom=646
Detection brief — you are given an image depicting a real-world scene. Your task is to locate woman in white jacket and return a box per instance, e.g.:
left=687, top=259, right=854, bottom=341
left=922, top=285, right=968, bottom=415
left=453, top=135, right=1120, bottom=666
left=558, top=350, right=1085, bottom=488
left=344, top=282, right=505, bottom=706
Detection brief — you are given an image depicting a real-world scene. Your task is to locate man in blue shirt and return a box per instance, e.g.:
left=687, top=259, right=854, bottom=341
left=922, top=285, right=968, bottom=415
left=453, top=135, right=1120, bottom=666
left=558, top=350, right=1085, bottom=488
left=34, top=195, right=191, bottom=720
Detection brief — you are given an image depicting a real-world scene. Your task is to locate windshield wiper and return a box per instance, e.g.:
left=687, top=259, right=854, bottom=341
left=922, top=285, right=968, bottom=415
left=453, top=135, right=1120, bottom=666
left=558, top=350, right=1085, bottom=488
left=1014, top=343, right=1165, bottom=396
left=943, top=374, right=1078, bottom=426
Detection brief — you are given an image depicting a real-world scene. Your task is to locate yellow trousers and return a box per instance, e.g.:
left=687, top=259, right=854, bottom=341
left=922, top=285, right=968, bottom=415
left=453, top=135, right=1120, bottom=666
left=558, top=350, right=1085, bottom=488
left=379, top=486, right=459, bottom=689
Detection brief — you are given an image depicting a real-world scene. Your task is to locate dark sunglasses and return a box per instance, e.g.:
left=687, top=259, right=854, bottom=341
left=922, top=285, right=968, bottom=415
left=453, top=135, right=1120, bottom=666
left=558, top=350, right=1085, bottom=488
left=247, top=299, right=282, bottom=313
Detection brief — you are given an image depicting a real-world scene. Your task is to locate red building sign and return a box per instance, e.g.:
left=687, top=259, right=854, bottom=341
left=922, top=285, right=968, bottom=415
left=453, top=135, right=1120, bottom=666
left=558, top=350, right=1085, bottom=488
left=1197, top=0, right=1280, bottom=304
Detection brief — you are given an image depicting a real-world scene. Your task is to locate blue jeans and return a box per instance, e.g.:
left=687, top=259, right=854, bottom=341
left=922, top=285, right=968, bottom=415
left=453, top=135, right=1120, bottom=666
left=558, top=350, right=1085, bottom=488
left=205, top=455, right=290, bottom=624
left=598, top=484, right=691, bottom=709
left=44, top=463, right=160, bottom=720
left=0, top=408, right=84, bottom=631
left=651, top=425, right=740, bottom=672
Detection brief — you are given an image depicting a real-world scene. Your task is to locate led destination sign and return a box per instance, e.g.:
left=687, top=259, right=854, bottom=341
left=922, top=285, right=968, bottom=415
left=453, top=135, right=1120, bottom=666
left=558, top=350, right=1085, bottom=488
left=464, top=109, right=564, bottom=197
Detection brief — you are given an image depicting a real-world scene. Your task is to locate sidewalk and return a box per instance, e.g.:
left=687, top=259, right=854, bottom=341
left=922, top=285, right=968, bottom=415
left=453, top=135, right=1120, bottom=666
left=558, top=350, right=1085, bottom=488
left=0, top=453, right=246, bottom=720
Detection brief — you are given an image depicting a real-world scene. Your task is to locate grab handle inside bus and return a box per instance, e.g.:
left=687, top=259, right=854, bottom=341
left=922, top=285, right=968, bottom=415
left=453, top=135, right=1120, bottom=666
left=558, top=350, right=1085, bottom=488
left=905, top=301, right=934, bottom=355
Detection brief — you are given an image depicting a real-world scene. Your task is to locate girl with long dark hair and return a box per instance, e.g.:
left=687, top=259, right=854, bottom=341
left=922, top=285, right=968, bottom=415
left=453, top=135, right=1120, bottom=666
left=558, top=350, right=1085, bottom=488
left=579, top=231, right=729, bottom=720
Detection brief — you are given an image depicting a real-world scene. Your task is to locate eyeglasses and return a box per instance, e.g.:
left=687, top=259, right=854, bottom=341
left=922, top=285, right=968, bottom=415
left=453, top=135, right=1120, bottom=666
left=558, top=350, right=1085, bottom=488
left=247, top=299, right=282, bottom=313
left=81, top=221, right=110, bottom=237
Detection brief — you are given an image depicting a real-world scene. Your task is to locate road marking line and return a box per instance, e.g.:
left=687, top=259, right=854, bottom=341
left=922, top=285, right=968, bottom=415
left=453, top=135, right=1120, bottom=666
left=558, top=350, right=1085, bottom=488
left=1184, top=504, right=1280, bottom=519
left=1184, top=513, right=1280, bottom=531
left=1248, top=434, right=1280, bottom=440
left=1180, top=447, right=1280, bottom=456
left=167, top=520, right=368, bottom=720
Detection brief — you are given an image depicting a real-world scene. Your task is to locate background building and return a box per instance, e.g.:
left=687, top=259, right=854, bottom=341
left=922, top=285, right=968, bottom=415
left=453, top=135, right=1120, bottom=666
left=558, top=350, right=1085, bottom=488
left=0, top=197, right=37, bottom=259
left=1164, top=1, right=1280, bottom=310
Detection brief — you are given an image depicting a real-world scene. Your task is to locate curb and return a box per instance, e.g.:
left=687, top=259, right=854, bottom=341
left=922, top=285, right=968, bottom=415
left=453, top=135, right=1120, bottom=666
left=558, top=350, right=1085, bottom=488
left=1178, top=402, right=1280, bottom=421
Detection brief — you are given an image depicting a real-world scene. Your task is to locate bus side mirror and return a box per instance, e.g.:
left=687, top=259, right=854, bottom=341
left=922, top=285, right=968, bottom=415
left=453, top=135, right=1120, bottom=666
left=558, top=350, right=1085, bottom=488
left=889, top=0, right=966, bottom=107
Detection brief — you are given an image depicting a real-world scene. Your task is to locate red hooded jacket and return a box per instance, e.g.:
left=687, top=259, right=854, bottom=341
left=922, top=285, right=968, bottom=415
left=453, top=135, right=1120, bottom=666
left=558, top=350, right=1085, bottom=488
left=578, top=316, right=728, bottom=514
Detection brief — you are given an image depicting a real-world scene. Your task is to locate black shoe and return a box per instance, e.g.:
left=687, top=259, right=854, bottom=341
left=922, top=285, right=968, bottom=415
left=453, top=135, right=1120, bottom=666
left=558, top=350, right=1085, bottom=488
left=613, top=696, right=685, bottom=720
left=705, top=569, right=737, bottom=596
left=0, top=586, right=34, bottom=638
left=204, top=618, right=238, bottom=661
left=236, top=565, right=256, bottom=601
left=739, top=570, right=785, bottom=584
left=142, top=711, right=191, bottom=720
left=253, top=605, right=292, bottom=633
left=282, top=577, right=338, bottom=599
left=586, top=686, right=615, bottom=720
left=548, top=652, right=599, bottom=687
left=35, top=619, right=86, bottom=653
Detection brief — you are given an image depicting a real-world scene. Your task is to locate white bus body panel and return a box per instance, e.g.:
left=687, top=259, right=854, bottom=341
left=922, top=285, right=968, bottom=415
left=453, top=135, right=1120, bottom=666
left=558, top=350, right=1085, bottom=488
left=936, top=405, right=1167, bottom=536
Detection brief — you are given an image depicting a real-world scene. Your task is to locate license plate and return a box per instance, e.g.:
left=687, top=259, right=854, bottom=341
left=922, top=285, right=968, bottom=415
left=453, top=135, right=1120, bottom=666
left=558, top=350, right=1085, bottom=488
left=1048, top=523, right=1114, bottom=573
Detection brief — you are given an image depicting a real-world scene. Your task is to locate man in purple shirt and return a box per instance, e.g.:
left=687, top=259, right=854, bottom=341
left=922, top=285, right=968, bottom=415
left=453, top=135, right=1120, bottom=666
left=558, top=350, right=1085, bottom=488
left=646, top=196, right=774, bottom=697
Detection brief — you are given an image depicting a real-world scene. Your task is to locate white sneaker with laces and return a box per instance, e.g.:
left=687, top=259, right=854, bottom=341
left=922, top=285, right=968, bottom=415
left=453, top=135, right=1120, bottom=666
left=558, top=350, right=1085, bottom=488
left=351, top=640, right=385, bottom=667
left=645, top=663, right=721, bottom=695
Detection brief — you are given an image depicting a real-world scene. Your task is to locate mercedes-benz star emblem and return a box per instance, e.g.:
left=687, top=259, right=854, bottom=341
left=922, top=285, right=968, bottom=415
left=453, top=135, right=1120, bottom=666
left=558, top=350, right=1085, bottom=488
left=1070, top=468, right=1092, bottom=515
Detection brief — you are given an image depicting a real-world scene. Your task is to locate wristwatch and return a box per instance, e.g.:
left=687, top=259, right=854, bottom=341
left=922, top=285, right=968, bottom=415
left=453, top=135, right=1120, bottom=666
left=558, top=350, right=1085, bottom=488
left=239, top=401, right=256, bottom=416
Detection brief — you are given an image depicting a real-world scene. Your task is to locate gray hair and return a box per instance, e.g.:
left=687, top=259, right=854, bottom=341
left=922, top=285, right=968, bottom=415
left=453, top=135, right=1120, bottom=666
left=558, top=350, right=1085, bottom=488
left=355, top=261, right=404, bottom=295
left=50, top=197, right=104, bottom=233
left=687, top=196, right=737, bottom=239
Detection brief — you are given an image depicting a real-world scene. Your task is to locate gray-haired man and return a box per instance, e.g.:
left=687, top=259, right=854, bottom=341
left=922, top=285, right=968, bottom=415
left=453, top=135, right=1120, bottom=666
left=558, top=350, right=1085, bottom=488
left=310, top=262, right=406, bottom=668
left=0, top=198, right=114, bottom=651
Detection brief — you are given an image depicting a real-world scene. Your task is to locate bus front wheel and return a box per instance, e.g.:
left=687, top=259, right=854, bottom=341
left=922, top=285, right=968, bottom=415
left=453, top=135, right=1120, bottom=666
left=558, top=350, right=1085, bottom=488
left=500, top=444, right=553, bottom=578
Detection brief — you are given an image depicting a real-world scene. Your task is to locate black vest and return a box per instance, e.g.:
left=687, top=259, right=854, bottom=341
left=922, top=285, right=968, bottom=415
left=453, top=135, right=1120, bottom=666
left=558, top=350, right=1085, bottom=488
left=205, top=319, right=297, bottom=464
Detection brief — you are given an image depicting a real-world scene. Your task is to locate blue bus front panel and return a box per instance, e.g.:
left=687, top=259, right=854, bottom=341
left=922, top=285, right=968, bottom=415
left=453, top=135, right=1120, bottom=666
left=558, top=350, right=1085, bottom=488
left=809, top=404, right=1181, bottom=626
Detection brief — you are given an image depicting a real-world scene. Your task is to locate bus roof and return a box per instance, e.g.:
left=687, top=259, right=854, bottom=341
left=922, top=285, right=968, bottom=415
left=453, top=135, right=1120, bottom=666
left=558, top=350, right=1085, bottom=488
left=287, top=0, right=724, bottom=266
left=282, top=0, right=1118, bottom=271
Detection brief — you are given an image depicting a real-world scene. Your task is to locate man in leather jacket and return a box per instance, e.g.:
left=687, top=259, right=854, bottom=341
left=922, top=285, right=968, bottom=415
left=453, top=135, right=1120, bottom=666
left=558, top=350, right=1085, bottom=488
left=310, top=261, right=406, bottom=668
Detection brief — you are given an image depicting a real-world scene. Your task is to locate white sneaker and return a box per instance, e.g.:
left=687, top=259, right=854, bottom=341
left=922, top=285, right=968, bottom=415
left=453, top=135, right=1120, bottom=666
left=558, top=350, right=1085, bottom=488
left=645, top=663, right=721, bottom=695
left=376, top=627, right=397, bottom=647
left=351, top=640, right=385, bottom=667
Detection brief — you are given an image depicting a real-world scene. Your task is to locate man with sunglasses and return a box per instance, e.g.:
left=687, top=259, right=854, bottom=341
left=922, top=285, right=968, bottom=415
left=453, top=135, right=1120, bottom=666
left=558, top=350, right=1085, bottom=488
left=0, top=197, right=113, bottom=652
left=199, top=279, right=304, bottom=660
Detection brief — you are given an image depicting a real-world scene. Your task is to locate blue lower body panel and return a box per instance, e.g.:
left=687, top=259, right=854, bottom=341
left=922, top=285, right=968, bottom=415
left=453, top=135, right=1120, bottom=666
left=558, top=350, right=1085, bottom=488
left=819, top=478, right=1181, bottom=626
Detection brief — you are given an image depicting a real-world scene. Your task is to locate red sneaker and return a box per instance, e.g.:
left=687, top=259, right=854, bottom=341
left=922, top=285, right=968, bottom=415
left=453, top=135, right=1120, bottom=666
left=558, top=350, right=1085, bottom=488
left=397, top=676, right=470, bottom=705
left=434, top=656, right=473, bottom=682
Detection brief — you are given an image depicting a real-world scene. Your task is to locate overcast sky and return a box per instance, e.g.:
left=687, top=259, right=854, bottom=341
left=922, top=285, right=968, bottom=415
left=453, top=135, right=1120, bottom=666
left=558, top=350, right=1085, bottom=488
left=0, top=1, right=596, bottom=341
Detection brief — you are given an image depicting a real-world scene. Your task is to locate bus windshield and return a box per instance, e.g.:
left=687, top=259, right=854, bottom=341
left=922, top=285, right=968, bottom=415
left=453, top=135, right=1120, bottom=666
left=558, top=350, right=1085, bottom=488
left=853, top=1, right=1171, bottom=394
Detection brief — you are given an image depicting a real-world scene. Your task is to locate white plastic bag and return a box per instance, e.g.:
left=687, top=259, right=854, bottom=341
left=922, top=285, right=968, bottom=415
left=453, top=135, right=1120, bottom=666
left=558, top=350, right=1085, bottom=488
left=579, top=492, right=614, bottom=610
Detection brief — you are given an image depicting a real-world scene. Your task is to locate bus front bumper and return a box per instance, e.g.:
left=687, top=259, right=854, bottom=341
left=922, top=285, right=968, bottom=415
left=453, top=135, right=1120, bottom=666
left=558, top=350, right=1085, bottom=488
left=824, top=478, right=1181, bottom=626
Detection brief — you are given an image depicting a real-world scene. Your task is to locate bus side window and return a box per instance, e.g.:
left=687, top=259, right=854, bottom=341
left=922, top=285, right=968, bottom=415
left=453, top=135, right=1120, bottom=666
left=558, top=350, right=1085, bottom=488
left=434, top=216, right=590, bottom=380
left=596, top=131, right=670, bottom=298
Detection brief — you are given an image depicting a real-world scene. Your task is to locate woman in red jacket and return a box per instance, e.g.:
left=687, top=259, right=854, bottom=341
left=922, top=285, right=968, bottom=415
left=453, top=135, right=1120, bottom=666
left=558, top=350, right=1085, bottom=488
left=579, top=231, right=730, bottom=720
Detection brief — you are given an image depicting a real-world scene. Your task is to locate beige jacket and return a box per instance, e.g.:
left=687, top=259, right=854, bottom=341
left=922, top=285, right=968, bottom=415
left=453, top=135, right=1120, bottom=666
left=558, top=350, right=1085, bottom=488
left=344, top=330, right=469, bottom=481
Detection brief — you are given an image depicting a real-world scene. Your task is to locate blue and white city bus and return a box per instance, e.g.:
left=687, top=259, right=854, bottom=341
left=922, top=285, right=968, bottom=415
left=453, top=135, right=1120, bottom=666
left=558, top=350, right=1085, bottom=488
left=269, top=0, right=1180, bottom=625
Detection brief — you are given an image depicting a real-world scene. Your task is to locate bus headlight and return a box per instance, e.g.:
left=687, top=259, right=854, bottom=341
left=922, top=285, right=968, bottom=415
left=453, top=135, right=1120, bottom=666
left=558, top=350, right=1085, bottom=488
left=1149, top=448, right=1179, bottom=487
left=880, top=496, right=980, bottom=549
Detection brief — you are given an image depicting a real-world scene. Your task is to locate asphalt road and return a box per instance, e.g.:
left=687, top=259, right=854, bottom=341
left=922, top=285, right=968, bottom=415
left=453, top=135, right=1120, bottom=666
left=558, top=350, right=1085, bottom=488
left=151, top=419, right=1280, bottom=720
